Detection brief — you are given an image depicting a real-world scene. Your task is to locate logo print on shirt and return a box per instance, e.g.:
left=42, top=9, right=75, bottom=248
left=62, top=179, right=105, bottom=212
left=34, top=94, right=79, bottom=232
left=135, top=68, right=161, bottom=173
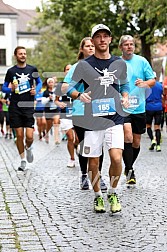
left=16, top=73, right=30, bottom=84
left=95, top=68, right=117, bottom=95
left=15, top=73, right=31, bottom=94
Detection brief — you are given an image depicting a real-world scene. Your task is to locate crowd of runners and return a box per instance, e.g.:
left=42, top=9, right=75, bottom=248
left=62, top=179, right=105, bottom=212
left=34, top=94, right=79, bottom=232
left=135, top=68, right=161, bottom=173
left=1, top=23, right=167, bottom=214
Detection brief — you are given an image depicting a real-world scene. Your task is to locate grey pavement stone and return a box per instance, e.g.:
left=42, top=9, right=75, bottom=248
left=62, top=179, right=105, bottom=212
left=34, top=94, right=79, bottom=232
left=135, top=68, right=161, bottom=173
left=1, top=132, right=167, bottom=251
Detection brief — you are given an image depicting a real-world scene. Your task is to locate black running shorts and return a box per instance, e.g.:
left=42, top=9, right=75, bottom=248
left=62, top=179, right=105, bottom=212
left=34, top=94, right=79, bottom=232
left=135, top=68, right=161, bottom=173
left=146, top=110, right=162, bottom=125
left=124, top=113, right=146, bottom=134
left=9, top=108, right=35, bottom=128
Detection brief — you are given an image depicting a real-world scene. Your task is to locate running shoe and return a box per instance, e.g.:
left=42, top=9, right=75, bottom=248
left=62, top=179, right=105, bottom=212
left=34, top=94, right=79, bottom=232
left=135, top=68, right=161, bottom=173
left=156, top=145, right=161, bottom=152
left=67, top=159, right=75, bottom=168
left=5, top=133, right=8, bottom=139
left=94, top=196, right=106, bottom=213
left=149, top=139, right=156, bottom=150
left=9, top=133, right=12, bottom=139
left=81, top=174, right=89, bottom=190
left=18, top=160, right=26, bottom=171
left=100, top=176, right=107, bottom=192
left=1, top=129, right=4, bottom=136
left=108, top=193, right=121, bottom=213
left=25, top=146, right=34, bottom=163
left=126, top=169, right=136, bottom=185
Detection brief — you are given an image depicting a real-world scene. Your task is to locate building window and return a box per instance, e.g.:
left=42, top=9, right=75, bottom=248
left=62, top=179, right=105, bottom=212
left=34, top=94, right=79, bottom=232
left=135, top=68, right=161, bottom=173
left=0, top=24, right=5, bottom=35
left=0, top=49, right=6, bottom=65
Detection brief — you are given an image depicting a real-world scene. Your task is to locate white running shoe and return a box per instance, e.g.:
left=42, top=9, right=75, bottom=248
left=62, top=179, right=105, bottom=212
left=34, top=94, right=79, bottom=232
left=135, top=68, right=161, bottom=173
left=18, top=160, right=26, bottom=171
left=67, top=159, right=75, bottom=168
left=26, top=146, right=34, bottom=163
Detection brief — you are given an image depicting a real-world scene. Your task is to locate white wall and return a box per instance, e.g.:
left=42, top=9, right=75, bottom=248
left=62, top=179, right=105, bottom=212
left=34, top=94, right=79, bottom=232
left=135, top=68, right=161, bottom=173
left=0, top=15, right=17, bottom=66
left=17, top=36, right=38, bottom=48
left=0, top=14, right=38, bottom=84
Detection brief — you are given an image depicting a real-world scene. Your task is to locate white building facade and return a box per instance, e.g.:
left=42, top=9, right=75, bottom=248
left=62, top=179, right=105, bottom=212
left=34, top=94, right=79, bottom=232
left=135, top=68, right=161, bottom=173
left=0, top=0, right=39, bottom=84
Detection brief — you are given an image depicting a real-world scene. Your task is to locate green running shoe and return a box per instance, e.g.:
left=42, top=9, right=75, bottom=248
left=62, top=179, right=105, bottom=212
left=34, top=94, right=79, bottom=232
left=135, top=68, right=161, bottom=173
left=149, top=139, right=156, bottom=150
left=108, top=193, right=121, bottom=213
left=94, top=196, right=106, bottom=213
left=126, top=169, right=136, bottom=186
left=156, top=145, right=161, bottom=152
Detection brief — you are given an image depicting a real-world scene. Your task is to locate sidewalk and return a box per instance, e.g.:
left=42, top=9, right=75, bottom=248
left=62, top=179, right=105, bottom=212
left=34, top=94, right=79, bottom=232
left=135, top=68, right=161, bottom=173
left=0, top=131, right=167, bottom=252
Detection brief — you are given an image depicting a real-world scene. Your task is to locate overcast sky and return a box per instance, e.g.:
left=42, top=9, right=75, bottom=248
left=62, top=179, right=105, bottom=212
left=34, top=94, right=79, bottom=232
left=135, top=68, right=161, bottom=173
left=3, top=0, right=42, bottom=9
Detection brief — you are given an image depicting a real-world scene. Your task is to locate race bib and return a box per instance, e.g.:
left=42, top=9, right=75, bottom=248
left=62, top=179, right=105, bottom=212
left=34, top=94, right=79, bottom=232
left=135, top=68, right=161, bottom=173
left=18, top=81, right=31, bottom=94
left=92, top=98, right=116, bottom=117
left=50, top=101, right=57, bottom=110
left=128, top=95, right=139, bottom=108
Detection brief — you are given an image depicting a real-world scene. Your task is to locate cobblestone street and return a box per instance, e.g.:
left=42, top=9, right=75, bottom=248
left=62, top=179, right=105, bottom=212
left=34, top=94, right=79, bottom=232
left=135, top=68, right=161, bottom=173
left=0, top=130, right=167, bottom=252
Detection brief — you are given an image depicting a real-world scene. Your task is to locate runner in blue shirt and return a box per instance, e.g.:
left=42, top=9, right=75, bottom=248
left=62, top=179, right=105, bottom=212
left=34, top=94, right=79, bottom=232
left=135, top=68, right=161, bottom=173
left=119, top=35, right=155, bottom=186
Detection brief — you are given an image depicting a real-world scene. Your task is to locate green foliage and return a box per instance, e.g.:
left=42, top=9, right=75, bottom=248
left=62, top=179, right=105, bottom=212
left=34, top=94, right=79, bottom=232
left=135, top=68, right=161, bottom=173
left=114, top=0, right=167, bottom=63
left=116, top=0, right=167, bottom=41
left=32, top=0, right=167, bottom=67
left=26, top=20, right=77, bottom=80
left=38, top=0, right=120, bottom=48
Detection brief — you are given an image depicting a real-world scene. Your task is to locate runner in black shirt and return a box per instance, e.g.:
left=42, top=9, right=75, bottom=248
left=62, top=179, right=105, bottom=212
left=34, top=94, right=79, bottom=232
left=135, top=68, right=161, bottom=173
left=2, top=46, right=42, bottom=171
left=56, top=24, right=129, bottom=213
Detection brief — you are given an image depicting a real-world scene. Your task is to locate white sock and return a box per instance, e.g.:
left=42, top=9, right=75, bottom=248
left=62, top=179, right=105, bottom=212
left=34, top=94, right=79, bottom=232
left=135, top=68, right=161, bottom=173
left=108, top=187, right=116, bottom=195
left=95, top=191, right=103, bottom=198
left=21, top=158, right=26, bottom=162
left=25, top=145, right=33, bottom=150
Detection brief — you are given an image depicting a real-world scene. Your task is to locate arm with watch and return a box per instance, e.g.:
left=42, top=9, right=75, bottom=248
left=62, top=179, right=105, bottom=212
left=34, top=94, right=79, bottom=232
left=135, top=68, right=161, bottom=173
left=68, top=89, right=92, bottom=104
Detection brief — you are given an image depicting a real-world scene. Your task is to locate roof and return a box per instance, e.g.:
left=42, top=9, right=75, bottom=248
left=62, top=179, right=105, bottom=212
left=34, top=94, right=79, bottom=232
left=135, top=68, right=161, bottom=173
left=14, top=9, right=39, bottom=33
left=0, top=0, right=17, bottom=15
left=0, top=0, right=39, bottom=33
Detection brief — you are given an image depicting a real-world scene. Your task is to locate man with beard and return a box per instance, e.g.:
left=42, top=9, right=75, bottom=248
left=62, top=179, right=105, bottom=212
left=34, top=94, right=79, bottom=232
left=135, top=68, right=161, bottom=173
left=2, top=46, right=42, bottom=171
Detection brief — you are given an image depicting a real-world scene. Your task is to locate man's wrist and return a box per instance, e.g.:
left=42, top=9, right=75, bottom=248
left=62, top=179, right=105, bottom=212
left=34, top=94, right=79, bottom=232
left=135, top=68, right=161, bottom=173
left=76, top=92, right=81, bottom=98
left=71, top=92, right=81, bottom=99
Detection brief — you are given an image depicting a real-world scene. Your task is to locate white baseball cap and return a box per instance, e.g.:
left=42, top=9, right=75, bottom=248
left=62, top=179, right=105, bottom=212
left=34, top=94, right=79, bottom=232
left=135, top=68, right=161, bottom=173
left=91, top=24, right=111, bottom=38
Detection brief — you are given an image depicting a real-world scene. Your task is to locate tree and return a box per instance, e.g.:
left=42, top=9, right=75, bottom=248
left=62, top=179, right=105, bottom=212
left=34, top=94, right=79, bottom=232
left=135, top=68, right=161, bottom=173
left=37, top=0, right=119, bottom=50
left=27, top=19, right=77, bottom=79
left=37, top=0, right=167, bottom=65
left=115, top=0, right=167, bottom=64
